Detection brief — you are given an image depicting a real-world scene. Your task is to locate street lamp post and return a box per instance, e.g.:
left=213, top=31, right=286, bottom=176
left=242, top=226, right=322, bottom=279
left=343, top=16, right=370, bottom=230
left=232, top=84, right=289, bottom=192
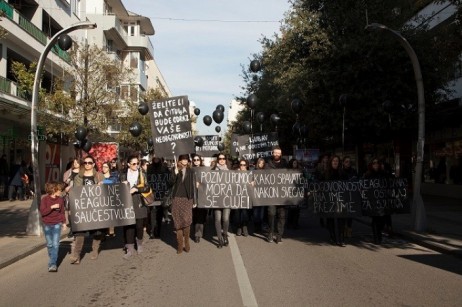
left=26, top=21, right=97, bottom=236
left=365, top=23, right=426, bottom=232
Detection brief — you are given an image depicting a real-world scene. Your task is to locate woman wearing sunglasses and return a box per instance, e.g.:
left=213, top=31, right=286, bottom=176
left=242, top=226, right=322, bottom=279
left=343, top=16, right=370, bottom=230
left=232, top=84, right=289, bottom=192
left=191, top=154, right=206, bottom=243
left=212, top=153, right=230, bottom=248
left=120, top=155, right=150, bottom=259
left=69, top=155, right=104, bottom=264
left=234, top=159, right=250, bottom=237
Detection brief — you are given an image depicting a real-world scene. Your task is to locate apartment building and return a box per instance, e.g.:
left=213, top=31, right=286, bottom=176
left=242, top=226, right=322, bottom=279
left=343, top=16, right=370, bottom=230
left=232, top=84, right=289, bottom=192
left=0, top=0, right=171, bottom=195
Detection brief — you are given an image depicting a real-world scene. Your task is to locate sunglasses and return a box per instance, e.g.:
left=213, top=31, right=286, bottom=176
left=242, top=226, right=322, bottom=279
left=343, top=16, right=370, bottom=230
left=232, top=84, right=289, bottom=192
left=193, top=159, right=200, bottom=161
left=218, top=157, right=226, bottom=160
left=111, top=161, right=116, bottom=163
left=83, top=161, right=93, bottom=165
left=240, top=164, right=247, bottom=166
left=130, top=162, right=140, bottom=166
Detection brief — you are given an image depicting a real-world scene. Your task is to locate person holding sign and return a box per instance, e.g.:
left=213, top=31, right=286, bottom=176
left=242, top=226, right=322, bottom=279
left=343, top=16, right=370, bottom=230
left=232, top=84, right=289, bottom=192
left=39, top=181, right=66, bottom=272
left=101, top=161, right=119, bottom=237
left=120, top=155, right=149, bottom=259
left=70, top=156, right=104, bottom=264
left=191, top=154, right=207, bottom=243
left=363, top=158, right=387, bottom=245
left=212, top=153, right=231, bottom=248
left=252, top=158, right=266, bottom=234
left=170, top=154, right=196, bottom=254
left=234, top=159, right=251, bottom=237
left=265, top=147, right=288, bottom=244
left=324, top=155, right=348, bottom=247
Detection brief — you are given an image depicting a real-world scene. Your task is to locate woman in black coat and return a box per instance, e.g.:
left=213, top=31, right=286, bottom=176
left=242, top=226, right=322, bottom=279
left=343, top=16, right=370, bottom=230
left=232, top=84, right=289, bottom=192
left=170, top=154, right=196, bottom=254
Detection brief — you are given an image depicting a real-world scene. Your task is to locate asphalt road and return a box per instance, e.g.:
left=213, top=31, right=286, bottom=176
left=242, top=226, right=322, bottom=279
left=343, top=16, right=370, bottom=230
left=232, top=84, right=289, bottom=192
left=1, top=215, right=462, bottom=307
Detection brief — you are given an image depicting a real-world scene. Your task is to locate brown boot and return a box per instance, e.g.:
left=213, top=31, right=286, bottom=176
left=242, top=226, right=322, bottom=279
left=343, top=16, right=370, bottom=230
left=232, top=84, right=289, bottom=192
left=183, top=227, right=190, bottom=253
left=70, top=236, right=84, bottom=264
left=176, top=229, right=183, bottom=254
left=90, top=239, right=101, bottom=260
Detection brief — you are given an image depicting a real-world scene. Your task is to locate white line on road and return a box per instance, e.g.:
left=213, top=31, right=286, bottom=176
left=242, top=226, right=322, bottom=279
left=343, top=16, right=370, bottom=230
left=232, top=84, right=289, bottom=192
left=229, top=234, right=258, bottom=307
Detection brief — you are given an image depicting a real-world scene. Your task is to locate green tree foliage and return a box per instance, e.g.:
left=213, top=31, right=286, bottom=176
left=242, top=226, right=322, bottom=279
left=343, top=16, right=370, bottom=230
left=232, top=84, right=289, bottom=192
left=0, top=11, right=7, bottom=39
left=236, top=0, right=462, bottom=152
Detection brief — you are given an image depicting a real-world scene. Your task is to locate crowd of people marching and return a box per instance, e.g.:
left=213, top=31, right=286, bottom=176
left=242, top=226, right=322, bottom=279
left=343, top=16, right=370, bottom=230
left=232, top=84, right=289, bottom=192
left=39, top=147, right=395, bottom=272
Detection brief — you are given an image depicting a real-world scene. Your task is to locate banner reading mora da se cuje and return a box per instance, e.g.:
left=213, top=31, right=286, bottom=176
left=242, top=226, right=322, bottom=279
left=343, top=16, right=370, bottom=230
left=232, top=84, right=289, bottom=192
left=68, top=183, right=136, bottom=232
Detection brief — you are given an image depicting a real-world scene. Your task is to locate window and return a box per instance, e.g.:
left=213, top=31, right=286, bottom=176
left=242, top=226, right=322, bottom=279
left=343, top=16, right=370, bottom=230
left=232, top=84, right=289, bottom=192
left=130, top=52, right=138, bottom=68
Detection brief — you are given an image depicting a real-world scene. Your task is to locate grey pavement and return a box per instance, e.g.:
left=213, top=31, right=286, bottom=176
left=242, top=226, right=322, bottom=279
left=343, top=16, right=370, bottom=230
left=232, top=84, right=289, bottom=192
left=0, top=195, right=461, bottom=270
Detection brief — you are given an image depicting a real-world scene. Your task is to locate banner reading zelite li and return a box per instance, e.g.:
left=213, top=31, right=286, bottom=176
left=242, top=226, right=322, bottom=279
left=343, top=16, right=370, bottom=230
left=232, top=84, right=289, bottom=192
left=148, top=95, right=195, bottom=159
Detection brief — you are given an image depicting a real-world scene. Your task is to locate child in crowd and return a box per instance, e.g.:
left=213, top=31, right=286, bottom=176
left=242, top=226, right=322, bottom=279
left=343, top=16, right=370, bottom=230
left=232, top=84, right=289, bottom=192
left=39, top=182, right=66, bottom=272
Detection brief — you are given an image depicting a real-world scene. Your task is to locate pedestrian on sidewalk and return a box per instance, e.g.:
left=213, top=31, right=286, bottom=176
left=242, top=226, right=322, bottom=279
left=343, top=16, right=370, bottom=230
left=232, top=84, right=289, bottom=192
left=191, top=154, right=207, bottom=243
left=39, top=181, right=66, bottom=272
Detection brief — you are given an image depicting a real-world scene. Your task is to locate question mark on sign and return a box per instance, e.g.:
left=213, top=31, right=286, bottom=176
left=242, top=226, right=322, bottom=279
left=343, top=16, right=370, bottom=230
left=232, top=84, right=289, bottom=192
left=171, top=142, right=176, bottom=151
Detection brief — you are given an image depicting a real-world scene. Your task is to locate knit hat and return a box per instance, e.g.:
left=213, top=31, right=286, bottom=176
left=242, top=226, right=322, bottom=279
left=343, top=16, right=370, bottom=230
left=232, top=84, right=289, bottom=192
left=178, top=154, right=190, bottom=161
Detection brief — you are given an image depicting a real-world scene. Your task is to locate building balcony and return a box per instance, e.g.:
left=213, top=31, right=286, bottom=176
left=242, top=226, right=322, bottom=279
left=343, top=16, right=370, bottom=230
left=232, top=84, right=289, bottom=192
left=0, top=0, right=70, bottom=63
left=126, top=35, right=154, bottom=60
left=91, top=14, right=128, bottom=47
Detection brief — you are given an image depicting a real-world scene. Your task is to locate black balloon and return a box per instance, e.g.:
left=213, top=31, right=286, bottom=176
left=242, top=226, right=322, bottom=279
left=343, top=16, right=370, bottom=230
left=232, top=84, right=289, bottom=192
left=212, top=110, right=224, bottom=124
left=82, top=139, right=92, bottom=153
left=291, top=98, right=303, bottom=114
left=217, top=143, right=225, bottom=151
left=194, top=108, right=200, bottom=115
left=194, top=136, right=204, bottom=147
left=247, top=94, right=258, bottom=109
left=129, top=122, right=142, bottom=137
left=242, top=121, right=251, bottom=134
left=339, top=94, right=349, bottom=107
left=270, top=114, right=280, bottom=125
left=203, top=115, right=212, bottom=126
left=382, top=100, right=394, bottom=113
left=216, top=104, right=225, bottom=113
left=215, top=126, right=221, bottom=133
left=74, top=126, right=87, bottom=141
left=147, top=138, right=154, bottom=147
left=138, top=102, right=149, bottom=115
left=292, top=122, right=301, bottom=136
left=58, top=34, right=72, bottom=51
left=250, top=60, right=261, bottom=73
left=256, top=112, right=265, bottom=124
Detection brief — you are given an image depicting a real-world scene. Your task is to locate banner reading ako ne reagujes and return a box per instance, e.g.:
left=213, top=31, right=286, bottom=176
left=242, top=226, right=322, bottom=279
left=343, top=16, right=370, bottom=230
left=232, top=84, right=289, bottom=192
left=148, top=95, right=195, bottom=159
left=68, top=183, right=136, bottom=232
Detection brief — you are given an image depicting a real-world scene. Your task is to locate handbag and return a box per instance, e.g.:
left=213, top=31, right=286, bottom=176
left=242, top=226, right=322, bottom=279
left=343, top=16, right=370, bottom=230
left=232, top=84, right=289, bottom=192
left=138, top=171, right=155, bottom=206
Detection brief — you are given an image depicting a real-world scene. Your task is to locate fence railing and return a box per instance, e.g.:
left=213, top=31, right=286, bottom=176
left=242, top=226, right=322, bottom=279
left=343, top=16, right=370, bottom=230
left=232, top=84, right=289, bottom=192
left=0, top=0, right=13, bottom=19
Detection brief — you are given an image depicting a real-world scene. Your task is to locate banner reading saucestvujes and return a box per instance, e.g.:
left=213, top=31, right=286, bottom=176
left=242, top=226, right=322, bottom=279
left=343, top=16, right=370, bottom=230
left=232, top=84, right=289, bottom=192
left=195, top=169, right=306, bottom=209
left=68, top=183, right=136, bottom=232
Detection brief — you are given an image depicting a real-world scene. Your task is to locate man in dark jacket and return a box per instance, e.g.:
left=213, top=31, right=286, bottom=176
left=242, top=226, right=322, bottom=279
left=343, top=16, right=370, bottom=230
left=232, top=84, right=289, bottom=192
left=265, top=146, right=288, bottom=243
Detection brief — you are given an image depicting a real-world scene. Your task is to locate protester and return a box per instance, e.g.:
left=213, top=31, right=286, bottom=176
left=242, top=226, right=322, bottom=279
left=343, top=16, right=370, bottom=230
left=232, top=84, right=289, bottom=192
left=191, top=154, right=207, bottom=243
left=101, top=161, right=118, bottom=237
left=287, top=158, right=302, bottom=229
left=140, top=159, right=156, bottom=239
left=170, top=154, right=195, bottom=254
left=70, top=155, right=104, bottom=264
left=265, top=146, right=288, bottom=243
left=39, top=181, right=66, bottom=272
left=234, top=159, right=250, bottom=237
left=252, top=158, right=266, bottom=234
left=63, top=158, right=80, bottom=238
left=120, top=155, right=149, bottom=259
left=325, top=155, right=348, bottom=247
left=110, top=158, right=121, bottom=183
left=211, top=153, right=231, bottom=248
left=363, top=158, right=387, bottom=245
left=342, top=156, right=358, bottom=238
left=147, top=156, right=171, bottom=238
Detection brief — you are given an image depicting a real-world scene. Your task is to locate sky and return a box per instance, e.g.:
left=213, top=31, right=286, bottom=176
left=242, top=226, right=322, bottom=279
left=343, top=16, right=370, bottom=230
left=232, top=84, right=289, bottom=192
left=123, top=0, right=292, bottom=135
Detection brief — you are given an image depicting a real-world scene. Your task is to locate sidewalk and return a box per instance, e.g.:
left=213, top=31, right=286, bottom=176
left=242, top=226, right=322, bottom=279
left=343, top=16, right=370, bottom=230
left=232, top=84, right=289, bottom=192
left=0, top=195, right=461, bottom=269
